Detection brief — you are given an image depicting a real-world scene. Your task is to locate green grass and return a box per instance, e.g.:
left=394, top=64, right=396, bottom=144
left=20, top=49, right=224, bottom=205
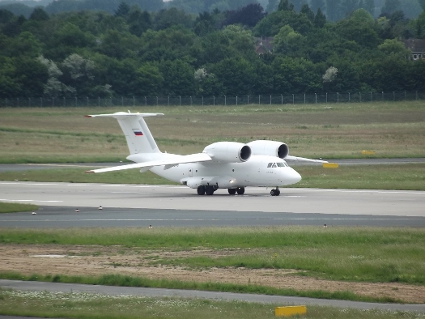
left=1, top=227, right=424, bottom=285
left=0, top=164, right=424, bottom=190
left=0, top=202, right=38, bottom=214
left=1, top=101, right=425, bottom=163
left=0, top=289, right=418, bottom=319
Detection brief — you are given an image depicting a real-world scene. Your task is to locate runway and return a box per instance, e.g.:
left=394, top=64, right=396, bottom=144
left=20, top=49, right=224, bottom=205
left=0, top=181, right=424, bottom=228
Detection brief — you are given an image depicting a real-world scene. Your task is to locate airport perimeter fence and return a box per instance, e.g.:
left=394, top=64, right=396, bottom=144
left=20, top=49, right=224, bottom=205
left=1, top=91, right=425, bottom=108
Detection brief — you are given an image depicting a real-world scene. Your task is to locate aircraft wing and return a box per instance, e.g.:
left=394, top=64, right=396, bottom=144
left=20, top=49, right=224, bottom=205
left=285, top=155, right=328, bottom=164
left=87, top=153, right=212, bottom=173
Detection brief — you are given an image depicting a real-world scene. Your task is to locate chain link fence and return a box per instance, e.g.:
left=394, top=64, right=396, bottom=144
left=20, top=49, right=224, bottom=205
left=2, top=91, right=425, bottom=107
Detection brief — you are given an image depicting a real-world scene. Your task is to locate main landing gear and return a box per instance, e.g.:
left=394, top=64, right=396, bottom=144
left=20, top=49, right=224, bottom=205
left=270, top=187, right=280, bottom=196
left=228, top=187, right=245, bottom=195
left=196, top=185, right=245, bottom=195
left=197, top=185, right=217, bottom=195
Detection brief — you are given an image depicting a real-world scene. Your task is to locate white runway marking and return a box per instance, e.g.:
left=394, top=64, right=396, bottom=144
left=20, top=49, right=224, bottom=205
left=0, top=199, right=62, bottom=203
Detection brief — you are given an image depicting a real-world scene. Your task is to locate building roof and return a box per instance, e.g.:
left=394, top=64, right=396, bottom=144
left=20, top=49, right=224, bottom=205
left=401, top=39, right=425, bottom=53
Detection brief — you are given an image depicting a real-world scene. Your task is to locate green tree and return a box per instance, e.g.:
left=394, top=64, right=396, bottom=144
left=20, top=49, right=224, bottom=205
left=115, top=1, right=130, bottom=17
left=99, top=29, right=141, bottom=60
left=127, top=7, right=151, bottom=36
left=378, top=39, right=410, bottom=58
left=0, top=56, right=21, bottom=97
left=14, top=57, right=48, bottom=97
left=381, top=0, right=401, bottom=15
left=271, top=56, right=321, bottom=93
left=29, top=7, right=49, bottom=21
left=209, top=57, right=255, bottom=95
left=152, top=7, right=193, bottom=30
left=314, top=7, right=326, bottom=28
left=277, top=0, right=294, bottom=11
left=135, top=62, right=163, bottom=96
left=159, top=59, right=195, bottom=95
left=273, top=24, right=305, bottom=55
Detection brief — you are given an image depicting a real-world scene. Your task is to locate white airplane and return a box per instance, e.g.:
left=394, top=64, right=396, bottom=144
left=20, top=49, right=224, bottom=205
left=86, top=111, right=327, bottom=196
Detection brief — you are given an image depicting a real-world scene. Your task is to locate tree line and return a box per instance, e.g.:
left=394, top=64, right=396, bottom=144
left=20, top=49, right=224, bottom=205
left=0, top=0, right=425, bottom=99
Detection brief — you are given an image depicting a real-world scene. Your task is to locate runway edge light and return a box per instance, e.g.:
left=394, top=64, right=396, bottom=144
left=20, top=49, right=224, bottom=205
left=323, top=163, right=339, bottom=168
left=275, top=306, right=307, bottom=317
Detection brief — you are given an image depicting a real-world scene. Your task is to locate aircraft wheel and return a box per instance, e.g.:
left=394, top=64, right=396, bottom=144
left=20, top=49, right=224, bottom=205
left=197, top=185, right=206, bottom=195
left=270, top=189, right=280, bottom=196
left=236, top=187, right=245, bottom=195
left=206, top=185, right=215, bottom=195
left=228, top=188, right=236, bottom=195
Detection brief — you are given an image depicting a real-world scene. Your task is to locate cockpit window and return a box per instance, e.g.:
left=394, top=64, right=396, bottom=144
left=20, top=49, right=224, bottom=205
left=268, top=162, right=288, bottom=168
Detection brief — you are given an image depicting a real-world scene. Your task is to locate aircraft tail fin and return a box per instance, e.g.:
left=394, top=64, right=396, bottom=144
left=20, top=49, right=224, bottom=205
left=86, top=111, right=163, bottom=155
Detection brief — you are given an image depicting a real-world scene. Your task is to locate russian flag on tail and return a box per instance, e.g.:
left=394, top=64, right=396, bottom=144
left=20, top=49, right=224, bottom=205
left=133, top=129, right=143, bottom=136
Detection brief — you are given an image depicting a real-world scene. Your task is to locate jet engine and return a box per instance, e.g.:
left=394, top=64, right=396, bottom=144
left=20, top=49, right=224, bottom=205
left=203, top=142, right=251, bottom=163
left=247, top=140, right=289, bottom=159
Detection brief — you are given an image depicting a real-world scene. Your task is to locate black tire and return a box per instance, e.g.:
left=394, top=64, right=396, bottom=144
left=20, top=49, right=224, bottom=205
left=236, top=187, right=245, bottom=195
left=228, top=188, right=236, bottom=195
left=206, top=185, right=215, bottom=195
left=270, top=189, right=276, bottom=196
left=197, top=185, right=206, bottom=195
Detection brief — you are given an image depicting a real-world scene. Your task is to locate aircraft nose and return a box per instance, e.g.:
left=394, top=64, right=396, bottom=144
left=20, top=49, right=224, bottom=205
left=287, top=168, right=302, bottom=184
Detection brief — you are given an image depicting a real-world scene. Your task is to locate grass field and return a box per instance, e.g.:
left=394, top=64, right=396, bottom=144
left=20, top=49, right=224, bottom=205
left=1, top=101, right=424, bottom=163
left=1, top=227, right=424, bottom=286
left=1, top=289, right=420, bottom=319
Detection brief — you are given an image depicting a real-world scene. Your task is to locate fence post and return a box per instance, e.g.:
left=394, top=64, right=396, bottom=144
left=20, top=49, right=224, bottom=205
left=304, top=93, right=306, bottom=104
left=348, top=92, right=351, bottom=102
left=144, top=96, right=147, bottom=106
left=63, top=97, right=66, bottom=107
left=167, top=96, right=170, bottom=106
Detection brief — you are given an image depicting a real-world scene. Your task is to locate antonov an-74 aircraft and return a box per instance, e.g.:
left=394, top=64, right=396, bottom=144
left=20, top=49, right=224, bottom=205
left=86, top=111, right=327, bottom=196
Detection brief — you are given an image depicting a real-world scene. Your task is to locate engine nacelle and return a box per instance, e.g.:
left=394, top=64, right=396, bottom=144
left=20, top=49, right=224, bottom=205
left=247, top=140, right=289, bottom=159
left=203, top=142, right=251, bottom=163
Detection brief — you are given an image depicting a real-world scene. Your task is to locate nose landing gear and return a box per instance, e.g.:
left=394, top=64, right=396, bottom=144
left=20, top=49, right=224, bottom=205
left=270, top=187, right=280, bottom=196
